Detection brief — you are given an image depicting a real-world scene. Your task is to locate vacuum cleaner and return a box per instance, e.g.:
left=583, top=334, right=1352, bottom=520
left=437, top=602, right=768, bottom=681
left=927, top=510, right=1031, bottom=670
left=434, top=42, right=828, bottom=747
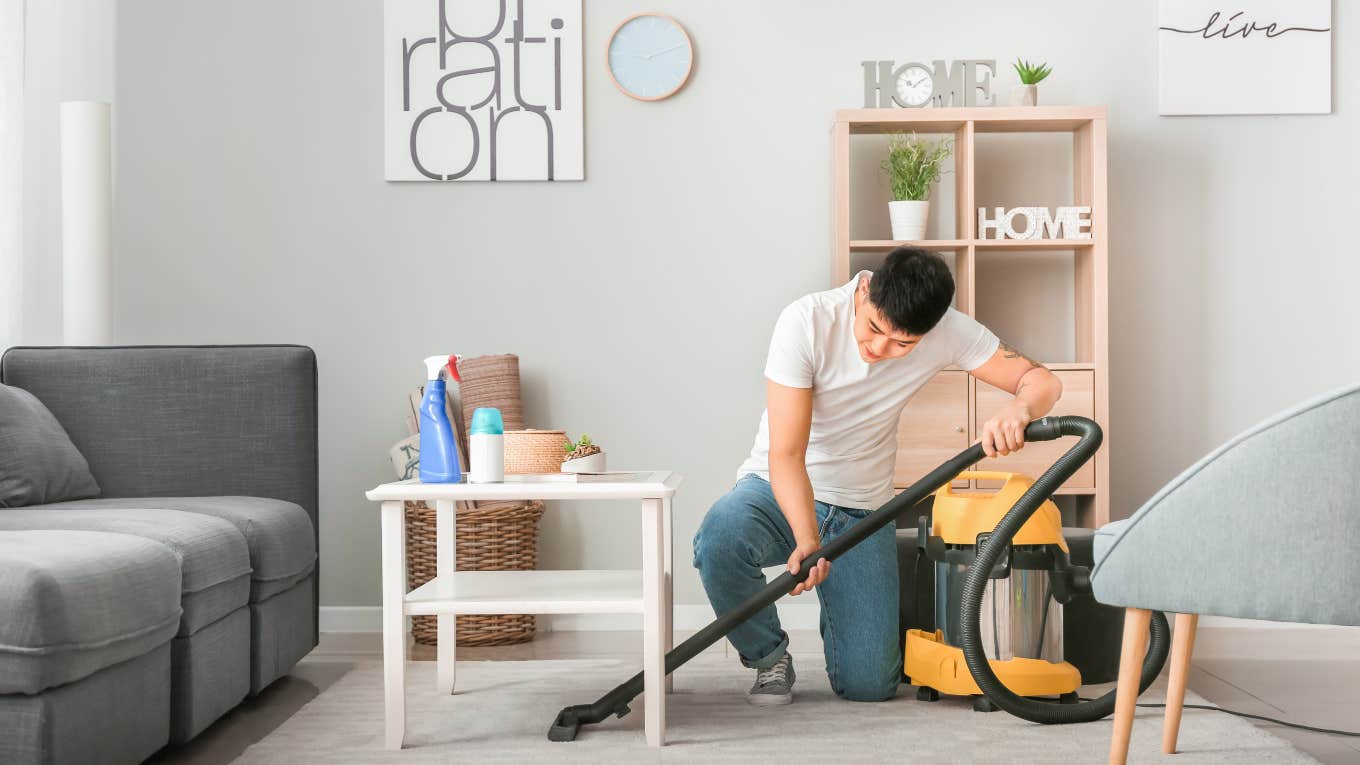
left=548, top=416, right=1170, bottom=741
left=908, top=470, right=1081, bottom=712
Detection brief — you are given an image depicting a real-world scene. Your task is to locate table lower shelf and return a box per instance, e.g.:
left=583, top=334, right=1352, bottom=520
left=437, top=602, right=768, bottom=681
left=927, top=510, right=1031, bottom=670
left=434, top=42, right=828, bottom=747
left=404, top=570, right=646, bottom=616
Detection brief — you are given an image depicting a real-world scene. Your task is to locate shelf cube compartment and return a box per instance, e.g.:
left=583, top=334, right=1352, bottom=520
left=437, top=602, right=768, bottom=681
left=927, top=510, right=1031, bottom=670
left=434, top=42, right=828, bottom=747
left=849, top=130, right=965, bottom=242
left=974, top=247, right=1095, bottom=365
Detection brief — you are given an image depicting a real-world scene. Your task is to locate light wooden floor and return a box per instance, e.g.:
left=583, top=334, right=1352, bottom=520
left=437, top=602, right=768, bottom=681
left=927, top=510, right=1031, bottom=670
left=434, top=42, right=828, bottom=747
left=149, top=631, right=1360, bottom=765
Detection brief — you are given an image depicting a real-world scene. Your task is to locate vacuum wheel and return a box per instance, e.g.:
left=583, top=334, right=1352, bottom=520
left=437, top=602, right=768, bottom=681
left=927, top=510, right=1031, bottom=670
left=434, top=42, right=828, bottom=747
left=915, top=686, right=940, bottom=702
left=972, top=696, right=999, bottom=713
left=1059, top=692, right=1080, bottom=705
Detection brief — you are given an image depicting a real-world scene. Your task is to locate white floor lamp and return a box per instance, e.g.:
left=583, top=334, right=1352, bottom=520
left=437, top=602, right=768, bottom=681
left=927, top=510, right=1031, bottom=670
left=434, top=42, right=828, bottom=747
left=60, top=100, right=112, bottom=346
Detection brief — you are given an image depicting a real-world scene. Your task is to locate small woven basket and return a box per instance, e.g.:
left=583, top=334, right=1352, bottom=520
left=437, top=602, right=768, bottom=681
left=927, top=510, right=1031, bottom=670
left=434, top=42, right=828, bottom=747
left=504, top=429, right=569, bottom=474
left=405, top=499, right=545, bottom=646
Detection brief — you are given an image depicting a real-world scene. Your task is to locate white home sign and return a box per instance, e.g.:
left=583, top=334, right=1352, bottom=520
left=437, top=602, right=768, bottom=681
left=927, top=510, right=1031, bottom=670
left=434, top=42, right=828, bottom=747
left=978, top=206, right=1092, bottom=240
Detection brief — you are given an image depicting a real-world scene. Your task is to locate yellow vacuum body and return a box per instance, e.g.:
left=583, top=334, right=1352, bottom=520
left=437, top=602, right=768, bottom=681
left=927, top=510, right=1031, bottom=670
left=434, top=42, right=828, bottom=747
left=906, top=471, right=1081, bottom=703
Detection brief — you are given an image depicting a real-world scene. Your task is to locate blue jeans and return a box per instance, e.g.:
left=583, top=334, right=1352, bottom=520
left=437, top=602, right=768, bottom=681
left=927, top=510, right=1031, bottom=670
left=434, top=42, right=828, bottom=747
left=691, top=473, right=901, bottom=701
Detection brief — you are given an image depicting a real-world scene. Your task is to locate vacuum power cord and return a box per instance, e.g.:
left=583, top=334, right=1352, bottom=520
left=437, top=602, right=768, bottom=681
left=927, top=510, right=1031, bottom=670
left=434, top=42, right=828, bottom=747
left=1070, top=699, right=1360, bottom=738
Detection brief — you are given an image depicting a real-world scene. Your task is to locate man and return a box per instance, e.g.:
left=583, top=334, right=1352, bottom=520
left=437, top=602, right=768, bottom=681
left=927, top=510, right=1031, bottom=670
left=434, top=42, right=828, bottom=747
left=692, top=247, right=1062, bottom=705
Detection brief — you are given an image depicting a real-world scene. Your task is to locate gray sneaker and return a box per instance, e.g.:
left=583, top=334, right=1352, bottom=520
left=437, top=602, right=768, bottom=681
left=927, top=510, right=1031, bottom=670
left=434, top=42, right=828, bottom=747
left=746, top=653, right=795, bottom=705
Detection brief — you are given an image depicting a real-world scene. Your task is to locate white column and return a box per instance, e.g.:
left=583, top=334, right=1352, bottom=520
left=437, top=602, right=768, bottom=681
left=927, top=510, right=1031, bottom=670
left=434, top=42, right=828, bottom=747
left=59, top=101, right=112, bottom=345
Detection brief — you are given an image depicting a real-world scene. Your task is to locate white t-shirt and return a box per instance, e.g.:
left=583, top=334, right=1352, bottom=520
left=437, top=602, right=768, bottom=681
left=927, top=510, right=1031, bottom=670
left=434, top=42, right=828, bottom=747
left=736, top=270, right=999, bottom=509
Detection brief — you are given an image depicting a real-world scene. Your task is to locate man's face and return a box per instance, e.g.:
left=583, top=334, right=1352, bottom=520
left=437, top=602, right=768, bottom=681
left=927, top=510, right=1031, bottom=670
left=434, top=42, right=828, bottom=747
left=853, top=281, right=922, bottom=364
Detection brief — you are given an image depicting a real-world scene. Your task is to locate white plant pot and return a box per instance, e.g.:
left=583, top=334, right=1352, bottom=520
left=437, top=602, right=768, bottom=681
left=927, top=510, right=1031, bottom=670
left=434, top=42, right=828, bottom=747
left=1010, top=84, right=1038, bottom=107
left=561, top=451, right=607, bottom=473
left=888, top=200, right=930, bottom=241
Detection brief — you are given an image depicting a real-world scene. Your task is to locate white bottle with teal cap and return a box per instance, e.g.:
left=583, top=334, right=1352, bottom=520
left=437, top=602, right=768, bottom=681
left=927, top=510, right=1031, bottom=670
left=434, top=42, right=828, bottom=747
left=468, top=407, right=504, bottom=483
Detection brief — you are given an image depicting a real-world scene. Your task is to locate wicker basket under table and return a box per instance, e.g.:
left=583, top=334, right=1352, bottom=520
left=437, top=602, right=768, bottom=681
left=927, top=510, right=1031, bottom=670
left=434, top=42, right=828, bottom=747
left=404, top=499, right=545, bottom=646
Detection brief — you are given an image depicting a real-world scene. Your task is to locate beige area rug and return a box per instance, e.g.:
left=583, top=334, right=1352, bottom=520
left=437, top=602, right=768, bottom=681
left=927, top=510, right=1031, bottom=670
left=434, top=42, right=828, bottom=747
left=238, top=655, right=1316, bottom=764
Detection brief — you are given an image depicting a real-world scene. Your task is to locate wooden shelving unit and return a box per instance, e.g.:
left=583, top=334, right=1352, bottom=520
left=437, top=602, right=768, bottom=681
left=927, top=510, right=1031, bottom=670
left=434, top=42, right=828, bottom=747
left=832, top=106, right=1110, bottom=527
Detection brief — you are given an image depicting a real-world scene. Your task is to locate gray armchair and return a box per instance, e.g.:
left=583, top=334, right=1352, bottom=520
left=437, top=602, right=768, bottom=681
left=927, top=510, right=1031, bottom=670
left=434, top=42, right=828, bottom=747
left=1090, top=384, right=1360, bottom=763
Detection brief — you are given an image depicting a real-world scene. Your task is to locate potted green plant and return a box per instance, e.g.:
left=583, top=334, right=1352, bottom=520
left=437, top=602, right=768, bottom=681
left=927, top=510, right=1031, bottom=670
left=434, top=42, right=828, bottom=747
left=1011, top=59, right=1052, bottom=106
left=881, top=133, right=954, bottom=241
left=561, top=433, right=606, bottom=473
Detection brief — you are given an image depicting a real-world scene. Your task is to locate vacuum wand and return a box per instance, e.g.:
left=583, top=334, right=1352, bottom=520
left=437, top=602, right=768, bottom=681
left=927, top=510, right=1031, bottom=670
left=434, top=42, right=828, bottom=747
left=547, top=416, right=1069, bottom=742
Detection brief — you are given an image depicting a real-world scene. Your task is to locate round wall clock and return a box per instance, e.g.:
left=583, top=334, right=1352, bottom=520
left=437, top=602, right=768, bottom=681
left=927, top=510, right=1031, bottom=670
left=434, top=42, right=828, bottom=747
left=606, top=13, right=694, bottom=101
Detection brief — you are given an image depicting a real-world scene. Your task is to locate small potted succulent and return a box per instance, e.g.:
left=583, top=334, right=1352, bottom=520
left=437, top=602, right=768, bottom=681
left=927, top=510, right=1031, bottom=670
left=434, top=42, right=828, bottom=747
left=1011, top=59, right=1052, bottom=106
left=881, top=133, right=954, bottom=241
left=561, top=434, right=606, bottom=473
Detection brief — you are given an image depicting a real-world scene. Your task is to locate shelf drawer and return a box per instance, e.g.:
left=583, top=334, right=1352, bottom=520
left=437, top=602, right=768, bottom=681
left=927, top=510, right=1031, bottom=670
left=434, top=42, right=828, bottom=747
left=974, top=370, right=1095, bottom=489
left=895, top=371, right=970, bottom=489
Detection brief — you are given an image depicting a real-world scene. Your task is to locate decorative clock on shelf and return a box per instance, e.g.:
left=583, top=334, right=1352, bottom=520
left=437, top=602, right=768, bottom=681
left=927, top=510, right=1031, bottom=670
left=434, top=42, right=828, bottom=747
left=862, top=59, right=996, bottom=108
left=607, top=13, right=694, bottom=101
left=893, top=63, right=935, bottom=107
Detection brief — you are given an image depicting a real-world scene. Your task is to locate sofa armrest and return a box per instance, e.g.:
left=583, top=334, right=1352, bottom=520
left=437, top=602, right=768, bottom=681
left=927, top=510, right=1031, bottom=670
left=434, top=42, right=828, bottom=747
left=0, top=346, right=319, bottom=534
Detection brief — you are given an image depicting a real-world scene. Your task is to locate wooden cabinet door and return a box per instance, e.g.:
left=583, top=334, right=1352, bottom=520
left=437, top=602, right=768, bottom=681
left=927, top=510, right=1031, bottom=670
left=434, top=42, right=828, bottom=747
left=974, top=370, right=1095, bottom=489
left=895, top=371, right=970, bottom=489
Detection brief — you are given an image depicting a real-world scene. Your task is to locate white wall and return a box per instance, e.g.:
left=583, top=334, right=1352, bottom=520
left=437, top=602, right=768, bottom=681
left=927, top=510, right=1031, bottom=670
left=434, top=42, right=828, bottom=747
left=110, top=0, right=1360, bottom=615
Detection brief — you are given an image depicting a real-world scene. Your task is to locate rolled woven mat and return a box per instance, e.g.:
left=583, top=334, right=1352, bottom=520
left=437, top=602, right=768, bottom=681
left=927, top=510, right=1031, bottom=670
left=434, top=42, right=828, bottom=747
left=457, top=354, right=525, bottom=432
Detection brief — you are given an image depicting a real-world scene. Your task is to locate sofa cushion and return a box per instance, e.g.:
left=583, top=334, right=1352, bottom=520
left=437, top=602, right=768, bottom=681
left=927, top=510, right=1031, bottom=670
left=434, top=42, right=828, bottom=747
left=49, top=497, right=317, bottom=601
left=0, top=383, right=100, bottom=507
left=0, top=530, right=181, bottom=694
left=0, top=508, right=252, bottom=635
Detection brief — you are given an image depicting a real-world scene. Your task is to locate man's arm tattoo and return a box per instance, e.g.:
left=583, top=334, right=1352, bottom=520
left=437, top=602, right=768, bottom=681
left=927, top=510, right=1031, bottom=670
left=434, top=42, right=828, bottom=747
left=1000, top=341, right=1046, bottom=372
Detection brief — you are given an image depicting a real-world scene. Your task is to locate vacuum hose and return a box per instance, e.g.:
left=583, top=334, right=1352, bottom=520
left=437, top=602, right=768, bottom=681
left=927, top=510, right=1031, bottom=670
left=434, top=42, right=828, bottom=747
left=548, top=416, right=1166, bottom=740
left=957, top=415, right=1170, bottom=723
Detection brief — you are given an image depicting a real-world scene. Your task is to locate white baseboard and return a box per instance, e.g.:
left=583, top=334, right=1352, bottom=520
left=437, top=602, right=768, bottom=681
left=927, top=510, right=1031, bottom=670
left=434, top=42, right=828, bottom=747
left=1193, top=616, right=1360, bottom=661
left=320, top=607, right=385, bottom=633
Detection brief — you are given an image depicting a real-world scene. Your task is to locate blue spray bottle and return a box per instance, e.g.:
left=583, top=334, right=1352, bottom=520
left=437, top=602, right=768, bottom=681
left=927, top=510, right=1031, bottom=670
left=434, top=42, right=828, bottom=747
left=419, top=354, right=463, bottom=483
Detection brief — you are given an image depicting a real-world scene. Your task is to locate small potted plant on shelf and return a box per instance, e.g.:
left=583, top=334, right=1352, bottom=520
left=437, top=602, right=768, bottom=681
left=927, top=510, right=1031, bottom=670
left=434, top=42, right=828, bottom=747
left=561, top=434, right=606, bottom=473
left=881, top=133, right=953, bottom=241
left=1011, top=59, right=1052, bottom=106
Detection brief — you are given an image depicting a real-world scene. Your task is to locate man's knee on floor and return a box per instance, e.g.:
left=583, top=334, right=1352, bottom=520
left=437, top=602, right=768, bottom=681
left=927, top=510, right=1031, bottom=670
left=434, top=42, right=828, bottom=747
left=831, top=650, right=903, bottom=702
left=834, top=671, right=902, bottom=702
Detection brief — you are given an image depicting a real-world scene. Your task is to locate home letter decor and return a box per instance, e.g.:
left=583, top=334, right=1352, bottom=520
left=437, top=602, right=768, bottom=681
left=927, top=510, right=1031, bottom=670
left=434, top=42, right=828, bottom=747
left=862, top=59, right=995, bottom=108
left=384, top=0, right=584, bottom=181
left=978, top=206, right=1091, bottom=240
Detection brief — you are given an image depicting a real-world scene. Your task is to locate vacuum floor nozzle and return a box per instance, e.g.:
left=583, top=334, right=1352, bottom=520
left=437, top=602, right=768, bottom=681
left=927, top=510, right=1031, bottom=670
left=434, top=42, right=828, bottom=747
left=547, top=707, right=584, bottom=742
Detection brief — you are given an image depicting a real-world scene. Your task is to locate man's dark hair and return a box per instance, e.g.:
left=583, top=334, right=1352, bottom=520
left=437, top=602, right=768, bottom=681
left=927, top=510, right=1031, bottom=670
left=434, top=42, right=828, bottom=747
left=869, top=247, right=955, bottom=335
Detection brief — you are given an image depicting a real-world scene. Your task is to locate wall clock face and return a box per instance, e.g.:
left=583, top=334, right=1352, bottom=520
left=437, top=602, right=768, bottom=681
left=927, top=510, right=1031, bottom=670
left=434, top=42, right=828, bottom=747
left=895, top=64, right=934, bottom=107
left=607, top=13, right=693, bottom=101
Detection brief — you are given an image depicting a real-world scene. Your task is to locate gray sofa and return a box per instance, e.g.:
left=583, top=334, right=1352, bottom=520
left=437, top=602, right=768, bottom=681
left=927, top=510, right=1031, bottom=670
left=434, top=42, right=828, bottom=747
left=0, top=345, right=319, bottom=764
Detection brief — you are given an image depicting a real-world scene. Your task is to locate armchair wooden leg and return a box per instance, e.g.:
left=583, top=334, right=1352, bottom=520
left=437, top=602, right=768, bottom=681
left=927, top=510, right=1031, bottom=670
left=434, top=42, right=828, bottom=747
left=1162, top=613, right=1200, bottom=754
left=1110, top=608, right=1152, bottom=765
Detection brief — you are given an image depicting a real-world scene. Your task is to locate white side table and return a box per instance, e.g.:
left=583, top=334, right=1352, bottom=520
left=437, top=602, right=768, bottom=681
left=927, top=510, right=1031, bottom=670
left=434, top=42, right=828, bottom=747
left=365, top=471, right=681, bottom=750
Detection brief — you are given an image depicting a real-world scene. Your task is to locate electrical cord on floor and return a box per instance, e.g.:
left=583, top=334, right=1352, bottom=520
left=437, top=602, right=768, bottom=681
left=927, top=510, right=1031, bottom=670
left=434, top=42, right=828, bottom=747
left=1075, top=698, right=1360, bottom=737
